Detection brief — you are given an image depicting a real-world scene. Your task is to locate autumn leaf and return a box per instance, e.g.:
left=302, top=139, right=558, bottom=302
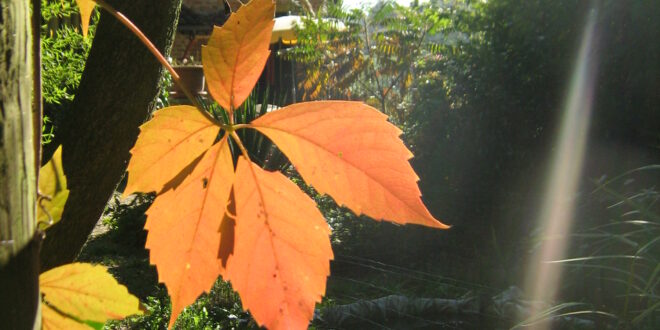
left=75, top=0, right=96, bottom=37
left=144, top=137, right=235, bottom=327
left=38, top=146, right=69, bottom=229
left=124, top=105, right=220, bottom=196
left=228, top=158, right=333, bottom=330
left=250, top=101, right=449, bottom=228
left=40, top=263, right=142, bottom=326
left=202, top=0, right=274, bottom=112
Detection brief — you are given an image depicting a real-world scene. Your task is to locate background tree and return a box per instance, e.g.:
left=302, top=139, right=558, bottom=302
left=284, top=0, right=449, bottom=125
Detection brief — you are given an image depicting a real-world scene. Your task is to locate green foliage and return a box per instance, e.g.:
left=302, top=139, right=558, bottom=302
left=42, top=25, right=93, bottom=105
left=41, top=0, right=81, bottom=22
left=41, top=0, right=96, bottom=146
left=282, top=0, right=455, bottom=125
left=107, top=280, right=255, bottom=330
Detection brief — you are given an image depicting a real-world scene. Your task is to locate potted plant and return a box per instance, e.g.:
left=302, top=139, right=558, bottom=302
left=171, top=57, right=206, bottom=97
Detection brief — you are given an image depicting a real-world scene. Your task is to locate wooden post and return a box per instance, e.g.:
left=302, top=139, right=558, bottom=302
left=0, top=0, right=40, bottom=328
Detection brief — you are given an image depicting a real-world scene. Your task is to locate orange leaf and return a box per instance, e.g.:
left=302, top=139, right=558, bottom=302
left=124, top=105, right=220, bottom=196
left=228, top=158, right=333, bottom=330
left=202, top=0, right=274, bottom=112
left=250, top=101, right=449, bottom=228
left=144, top=137, right=234, bottom=327
left=75, top=0, right=96, bottom=37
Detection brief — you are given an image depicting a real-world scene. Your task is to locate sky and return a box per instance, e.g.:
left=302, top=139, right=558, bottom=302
left=341, top=0, right=424, bottom=10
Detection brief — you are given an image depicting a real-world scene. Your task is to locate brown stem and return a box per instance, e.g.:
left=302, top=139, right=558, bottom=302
left=93, top=0, right=213, bottom=120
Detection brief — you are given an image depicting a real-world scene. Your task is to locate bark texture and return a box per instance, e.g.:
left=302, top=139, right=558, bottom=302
left=0, top=0, right=40, bottom=328
left=40, top=0, right=183, bottom=270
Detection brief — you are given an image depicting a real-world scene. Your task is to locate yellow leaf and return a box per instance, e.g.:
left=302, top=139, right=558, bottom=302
left=40, top=263, right=142, bottom=324
left=124, top=105, right=220, bottom=196
left=250, top=101, right=449, bottom=228
left=228, top=158, right=333, bottom=330
left=38, top=146, right=69, bottom=229
left=202, top=0, right=274, bottom=112
left=42, top=303, right=91, bottom=330
left=75, top=0, right=96, bottom=37
left=144, top=138, right=235, bottom=328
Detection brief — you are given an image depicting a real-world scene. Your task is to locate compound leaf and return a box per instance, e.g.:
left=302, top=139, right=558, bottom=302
left=228, top=158, right=333, bottom=330
left=250, top=101, right=449, bottom=228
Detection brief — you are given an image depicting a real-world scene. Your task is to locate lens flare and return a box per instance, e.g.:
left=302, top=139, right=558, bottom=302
left=521, top=7, right=600, bottom=329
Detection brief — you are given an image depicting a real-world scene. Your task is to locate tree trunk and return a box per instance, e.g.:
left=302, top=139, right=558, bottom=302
left=0, top=0, right=40, bottom=328
left=40, top=0, right=183, bottom=270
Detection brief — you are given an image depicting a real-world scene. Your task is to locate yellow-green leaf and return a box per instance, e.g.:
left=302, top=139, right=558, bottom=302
left=42, top=303, right=92, bottom=330
left=202, top=0, right=274, bottom=112
left=38, top=146, right=69, bottom=229
left=40, top=263, right=142, bottom=324
left=75, top=0, right=96, bottom=37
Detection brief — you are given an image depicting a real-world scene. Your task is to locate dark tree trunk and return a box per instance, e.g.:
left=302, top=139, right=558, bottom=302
left=0, top=0, right=40, bottom=328
left=40, top=0, right=183, bottom=271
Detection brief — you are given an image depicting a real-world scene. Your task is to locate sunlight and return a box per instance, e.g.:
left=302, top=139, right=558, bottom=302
left=521, top=6, right=600, bottom=328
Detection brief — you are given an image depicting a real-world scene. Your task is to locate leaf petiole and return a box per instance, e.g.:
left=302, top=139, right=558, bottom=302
left=231, top=124, right=251, bottom=131
left=229, top=131, right=252, bottom=163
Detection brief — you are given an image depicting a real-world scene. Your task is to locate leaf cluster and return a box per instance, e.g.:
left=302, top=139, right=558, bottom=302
left=122, top=1, right=446, bottom=329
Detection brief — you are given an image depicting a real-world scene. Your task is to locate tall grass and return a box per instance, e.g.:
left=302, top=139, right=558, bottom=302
left=518, top=165, right=660, bottom=329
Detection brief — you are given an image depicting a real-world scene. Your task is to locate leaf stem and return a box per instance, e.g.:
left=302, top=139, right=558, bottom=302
left=232, top=124, right=251, bottom=131
left=230, top=131, right=252, bottom=163
left=93, top=0, right=213, bottom=121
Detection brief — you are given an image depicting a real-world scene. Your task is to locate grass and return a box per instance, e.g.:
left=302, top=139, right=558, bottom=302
left=518, top=166, right=660, bottom=329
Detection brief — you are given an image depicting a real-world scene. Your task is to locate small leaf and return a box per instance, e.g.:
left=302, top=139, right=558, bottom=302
left=202, top=0, right=274, bottom=112
left=250, top=101, right=448, bottom=228
left=124, top=105, right=220, bottom=196
left=75, top=0, right=96, bottom=37
left=38, top=146, right=69, bottom=229
left=144, top=138, right=235, bottom=327
left=40, top=263, right=142, bottom=325
left=228, top=158, right=333, bottom=330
